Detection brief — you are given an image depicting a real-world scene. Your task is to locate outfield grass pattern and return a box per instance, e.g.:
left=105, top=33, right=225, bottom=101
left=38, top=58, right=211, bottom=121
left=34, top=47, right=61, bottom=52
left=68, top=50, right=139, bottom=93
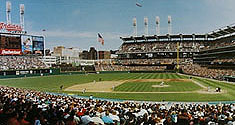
left=0, top=73, right=234, bottom=101
left=114, top=81, right=201, bottom=92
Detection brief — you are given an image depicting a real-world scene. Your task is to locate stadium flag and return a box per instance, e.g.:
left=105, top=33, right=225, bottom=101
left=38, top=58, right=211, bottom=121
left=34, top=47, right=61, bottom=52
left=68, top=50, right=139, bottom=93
left=98, top=33, right=104, bottom=45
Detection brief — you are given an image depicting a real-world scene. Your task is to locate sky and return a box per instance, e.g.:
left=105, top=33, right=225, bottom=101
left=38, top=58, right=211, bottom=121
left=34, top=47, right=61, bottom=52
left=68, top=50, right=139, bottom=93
left=0, top=0, right=235, bottom=51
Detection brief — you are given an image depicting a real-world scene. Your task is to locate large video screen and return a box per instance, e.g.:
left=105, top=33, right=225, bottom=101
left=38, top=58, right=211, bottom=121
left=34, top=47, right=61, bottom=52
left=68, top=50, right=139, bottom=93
left=21, top=35, right=33, bottom=55
left=0, top=34, right=21, bottom=49
left=32, top=36, right=44, bottom=55
left=0, top=34, right=22, bottom=55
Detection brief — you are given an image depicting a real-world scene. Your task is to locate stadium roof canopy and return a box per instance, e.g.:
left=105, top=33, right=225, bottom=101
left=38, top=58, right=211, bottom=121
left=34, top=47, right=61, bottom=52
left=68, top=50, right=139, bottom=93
left=120, top=34, right=214, bottom=42
left=207, top=23, right=235, bottom=38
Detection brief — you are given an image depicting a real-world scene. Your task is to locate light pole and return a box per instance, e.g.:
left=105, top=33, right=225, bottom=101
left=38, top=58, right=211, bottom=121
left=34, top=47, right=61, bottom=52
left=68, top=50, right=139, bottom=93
left=42, top=29, right=46, bottom=56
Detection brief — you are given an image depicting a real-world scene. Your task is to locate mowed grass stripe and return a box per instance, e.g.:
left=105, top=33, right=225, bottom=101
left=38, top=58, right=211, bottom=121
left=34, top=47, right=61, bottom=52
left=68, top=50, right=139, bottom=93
left=140, top=73, right=149, bottom=79
left=125, top=74, right=135, bottom=80
left=115, top=81, right=201, bottom=92
left=176, top=74, right=184, bottom=79
left=163, top=73, right=168, bottom=79
left=174, top=74, right=181, bottom=79
left=172, top=73, right=180, bottom=79
left=159, top=73, right=164, bottom=79
left=144, top=73, right=153, bottom=79
left=167, top=73, right=173, bottom=79
left=155, top=73, right=161, bottom=79
left=132, top=73, right=143, bottom=79
left=168, top=73, right=174, bottom=79
left=194, top=77, right=235, bottom=90
left=194, top=78, right=217, bottom=88
left=204, top=79, right=235, bottom=90
left=149, top=73, right=156, bottom=79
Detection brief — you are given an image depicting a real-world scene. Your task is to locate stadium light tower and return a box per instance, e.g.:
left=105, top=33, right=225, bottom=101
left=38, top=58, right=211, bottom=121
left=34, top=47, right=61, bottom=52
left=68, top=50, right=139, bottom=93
left=20, top=4, right=25, bottom=31
left=6, top=1, right=11, bottom=24
left=156, top=16, right=160, bottom=35
left=42, top=29, right=46, bottom=56
left=144, top=17, right=148, bottom=35
left=133, top=17, right=137, bottom=36
left=168, top=16, right=172, bottom=34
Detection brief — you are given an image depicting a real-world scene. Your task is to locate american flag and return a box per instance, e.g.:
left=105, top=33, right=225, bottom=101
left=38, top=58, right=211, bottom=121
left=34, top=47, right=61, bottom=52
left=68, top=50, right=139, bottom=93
left=98, top=33, right=104, bottom=45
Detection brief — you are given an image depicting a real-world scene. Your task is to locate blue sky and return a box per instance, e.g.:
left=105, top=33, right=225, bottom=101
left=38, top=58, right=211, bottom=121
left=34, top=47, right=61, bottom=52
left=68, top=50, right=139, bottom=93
left=0, top=0, right=235, bottom=51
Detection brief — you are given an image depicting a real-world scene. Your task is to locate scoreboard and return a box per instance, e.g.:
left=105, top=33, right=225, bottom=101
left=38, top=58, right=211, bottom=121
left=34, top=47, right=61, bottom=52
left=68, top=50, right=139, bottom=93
left=0, top=33, right=44, bottom=56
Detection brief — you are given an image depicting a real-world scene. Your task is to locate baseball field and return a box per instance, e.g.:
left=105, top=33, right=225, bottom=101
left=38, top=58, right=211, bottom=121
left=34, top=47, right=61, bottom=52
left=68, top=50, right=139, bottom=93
left=0, top=73, right=234, bottom=102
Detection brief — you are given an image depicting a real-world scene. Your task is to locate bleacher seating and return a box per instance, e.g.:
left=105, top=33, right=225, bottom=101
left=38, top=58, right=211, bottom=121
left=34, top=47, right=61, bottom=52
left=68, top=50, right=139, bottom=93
left=0, top=56, right=48, bottom=71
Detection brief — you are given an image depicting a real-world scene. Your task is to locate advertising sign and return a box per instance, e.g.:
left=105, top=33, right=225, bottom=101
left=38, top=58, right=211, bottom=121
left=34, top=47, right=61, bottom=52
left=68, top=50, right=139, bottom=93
left=21, top=35, right=32, bottom=54
left=32, top=36, right=44, bottom=55
left=0, top=49, right=22, bottom=55
left=0, top=22, right=22, bottom=32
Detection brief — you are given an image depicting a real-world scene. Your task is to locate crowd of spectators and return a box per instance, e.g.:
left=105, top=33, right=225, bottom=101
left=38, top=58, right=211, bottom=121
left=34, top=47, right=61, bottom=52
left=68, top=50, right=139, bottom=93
left=202, top=40, right=235, bottom=51
left=94, top=59, right=195, bottom=72
left=0, top=86, right=234, bottom=125
left=94, top=59, right=183, bottom=71
left=117, top=59, right=189, bottom=65
left=113, top=65, right=167, bottom=71
left=119, top=41, right=205, bottom=53
left=0, top=56, right=48, bottom=71
left=182, top=64, right=235, bottom=80
left=95, top=64, right=167, bottom=71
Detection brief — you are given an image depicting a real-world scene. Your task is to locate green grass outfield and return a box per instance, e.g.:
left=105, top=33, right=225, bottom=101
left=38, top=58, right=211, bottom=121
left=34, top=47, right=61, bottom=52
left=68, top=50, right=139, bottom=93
left=114, top=81, right=201, bottom=92
left=0, top=73, right=234, bottom=102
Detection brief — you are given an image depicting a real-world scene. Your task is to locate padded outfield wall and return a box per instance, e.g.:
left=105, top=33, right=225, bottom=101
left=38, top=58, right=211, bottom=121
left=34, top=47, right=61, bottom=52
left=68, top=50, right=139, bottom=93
left=0, top=68, right=177, bottom=79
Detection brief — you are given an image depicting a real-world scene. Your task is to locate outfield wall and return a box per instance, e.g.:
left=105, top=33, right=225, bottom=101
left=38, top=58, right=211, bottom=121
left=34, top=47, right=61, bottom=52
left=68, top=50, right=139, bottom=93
left=0, top=69, right=176, bottom=79
left=0, top=68, right=60, bottom=79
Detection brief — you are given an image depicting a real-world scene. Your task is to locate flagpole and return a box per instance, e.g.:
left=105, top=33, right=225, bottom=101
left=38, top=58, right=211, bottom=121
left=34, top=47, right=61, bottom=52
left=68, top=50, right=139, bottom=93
left=97, top=33, right=104, bottom=66
left=97, top=37, right=99, bottom=61
left=97, top=47, right=99, bottom=60
left=96, top=46, right=98, bottom=71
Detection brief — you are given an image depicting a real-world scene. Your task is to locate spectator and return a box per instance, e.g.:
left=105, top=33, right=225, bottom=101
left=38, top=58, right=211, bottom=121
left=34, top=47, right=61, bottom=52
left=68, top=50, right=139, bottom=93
left=0, top=86, right=234, bottom=125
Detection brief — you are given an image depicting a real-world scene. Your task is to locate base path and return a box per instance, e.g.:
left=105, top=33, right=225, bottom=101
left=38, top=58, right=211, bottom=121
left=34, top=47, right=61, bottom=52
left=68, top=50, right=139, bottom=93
left=191, top=79, right=207, bottom=89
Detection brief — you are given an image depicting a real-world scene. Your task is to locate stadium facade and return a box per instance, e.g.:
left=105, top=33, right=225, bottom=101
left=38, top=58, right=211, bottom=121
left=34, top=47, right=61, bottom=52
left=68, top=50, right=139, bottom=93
left=112, top=24, right=235, bottom=81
